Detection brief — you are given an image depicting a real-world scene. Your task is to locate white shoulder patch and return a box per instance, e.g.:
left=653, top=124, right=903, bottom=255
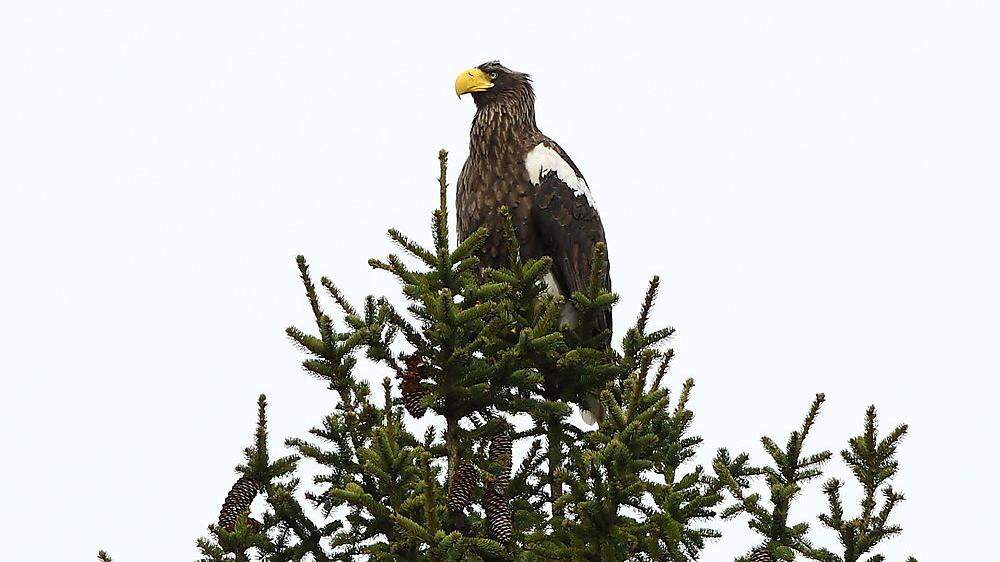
left=524, top=143, right=597, bottom=207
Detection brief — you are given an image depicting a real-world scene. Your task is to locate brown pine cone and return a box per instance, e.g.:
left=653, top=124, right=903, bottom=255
left=402, top=354, right=427, bottom=380
left=483, top=484, right=512, bottom=543
left=218, top=476, right=260, bottom=532
left=488, top=433, right=513, bottom=490
left=446, top=462, right=477, bottom=513
left=399, top=355, right=430, bottom=417
left=749, top=548, right=775, bottom=562
left=401, top=380, right=429, bottom=417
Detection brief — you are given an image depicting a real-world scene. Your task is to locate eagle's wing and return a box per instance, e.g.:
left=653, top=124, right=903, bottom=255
left=526, top=140, right=612, bottom=335
left=456, top=157, right=474, bottom=241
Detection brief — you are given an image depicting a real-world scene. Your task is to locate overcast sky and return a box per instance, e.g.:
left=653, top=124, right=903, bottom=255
left=1, top=2, right=998, bottom=561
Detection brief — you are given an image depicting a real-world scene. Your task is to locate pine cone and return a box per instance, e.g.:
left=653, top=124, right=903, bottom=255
left=218, top=476, right=260, bottom=532
left=401, top=380, right=429, bottom=417
left=400, top=355, right=430, bottom=417
left=749, top=548, right=775, bottom=562
left=483, top=484, right=512, bottom=543
left=446, top=462, right=477, bottom=513
left=403, top=354, right=427, bottom=380
left=488, top=433, right=513, bottom=490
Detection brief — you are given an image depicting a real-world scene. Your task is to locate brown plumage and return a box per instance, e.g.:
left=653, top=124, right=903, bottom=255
left=456, top=61, right=612, bottom=423
left=456, top=61, right=612, bottom=336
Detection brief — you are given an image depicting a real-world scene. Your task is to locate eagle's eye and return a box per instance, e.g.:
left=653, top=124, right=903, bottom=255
left=489, top=72, right=498, bottom=79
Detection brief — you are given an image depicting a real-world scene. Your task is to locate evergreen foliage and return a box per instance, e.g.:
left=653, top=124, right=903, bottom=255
left=817, top=407, right=914, bottom=562
left=193, top=151, right=917, bottom=561
left=717, top=394, right=834, bottom=561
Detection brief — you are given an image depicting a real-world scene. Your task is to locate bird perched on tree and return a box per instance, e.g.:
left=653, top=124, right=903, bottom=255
left=455, top=61, right=611, bottom=423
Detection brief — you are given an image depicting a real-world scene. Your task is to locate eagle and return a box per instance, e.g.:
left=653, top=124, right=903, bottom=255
left=455, top=61, right=611, bottom=423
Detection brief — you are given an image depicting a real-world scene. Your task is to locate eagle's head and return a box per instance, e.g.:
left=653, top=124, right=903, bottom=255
left=455, top=61, right=532, bottom=107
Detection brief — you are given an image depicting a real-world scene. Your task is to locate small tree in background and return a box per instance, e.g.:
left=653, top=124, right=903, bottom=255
left=162, top=151, right=917, bottom=562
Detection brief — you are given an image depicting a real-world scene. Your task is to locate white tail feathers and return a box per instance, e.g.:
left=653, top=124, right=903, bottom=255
left=581, top=393, right=605, bottom=425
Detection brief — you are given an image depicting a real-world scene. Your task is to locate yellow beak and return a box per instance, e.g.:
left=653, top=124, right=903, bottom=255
left=455, top=68, right=494, bottom=96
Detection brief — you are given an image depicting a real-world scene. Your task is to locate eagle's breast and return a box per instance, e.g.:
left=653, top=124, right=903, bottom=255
left=457, top=137, right=536, bottom=267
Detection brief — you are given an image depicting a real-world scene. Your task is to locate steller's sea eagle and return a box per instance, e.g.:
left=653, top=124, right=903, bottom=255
left=455, top=61, right=611, bottom=423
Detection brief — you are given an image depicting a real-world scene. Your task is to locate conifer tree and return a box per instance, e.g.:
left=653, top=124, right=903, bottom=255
left=716, top=398, right=917, bottom=562
left=191, top=150, right=918, bottom=561
left=817, top=407, right=915, bottom=562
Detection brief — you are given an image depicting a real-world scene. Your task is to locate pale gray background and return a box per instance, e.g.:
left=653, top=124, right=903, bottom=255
left=1, top=2, right=997, bottom=560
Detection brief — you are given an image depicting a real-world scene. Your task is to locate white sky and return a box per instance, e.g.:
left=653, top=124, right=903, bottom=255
left=1, top=2, right=997, bottom=560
